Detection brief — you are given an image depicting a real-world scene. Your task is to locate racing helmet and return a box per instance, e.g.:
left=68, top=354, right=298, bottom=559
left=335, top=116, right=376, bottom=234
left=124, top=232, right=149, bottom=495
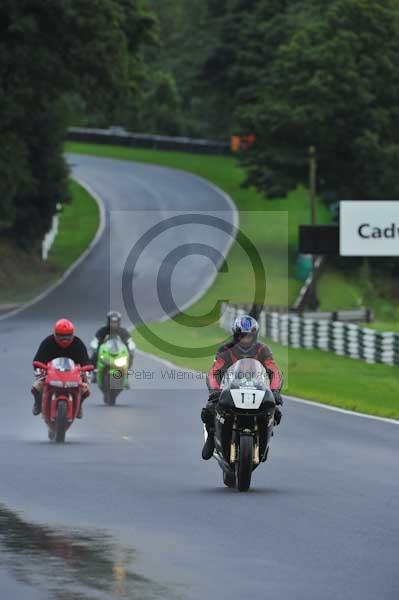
left=107, top=310, right=121, bottom=329
left=54, top=318, right=75, bottom=349
left=232, top=315, right=259, bottom=348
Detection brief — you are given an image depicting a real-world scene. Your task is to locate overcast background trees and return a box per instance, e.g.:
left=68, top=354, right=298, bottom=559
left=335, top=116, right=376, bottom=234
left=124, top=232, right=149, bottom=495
left=0, top=0, right=155, bottom=245
left=2, top=0, right=399, bottom=254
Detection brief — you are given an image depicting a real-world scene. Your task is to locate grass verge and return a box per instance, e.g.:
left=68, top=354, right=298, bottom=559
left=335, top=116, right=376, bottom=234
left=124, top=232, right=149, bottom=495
left=317, top=264, right=399, bottom=331
left=48, top=179, right=99, bottom=269
left=0, top=179, right=99, bottom=307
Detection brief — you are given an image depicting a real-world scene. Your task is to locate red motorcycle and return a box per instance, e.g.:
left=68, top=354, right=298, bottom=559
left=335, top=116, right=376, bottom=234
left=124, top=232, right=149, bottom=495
left=33, top=357, right=93, bottom=443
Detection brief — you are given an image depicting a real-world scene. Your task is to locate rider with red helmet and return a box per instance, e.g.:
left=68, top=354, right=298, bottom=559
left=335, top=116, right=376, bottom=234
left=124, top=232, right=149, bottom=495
left=31, top=319, right=92, bottom=417
left=201, top=315, right=283, bottom=460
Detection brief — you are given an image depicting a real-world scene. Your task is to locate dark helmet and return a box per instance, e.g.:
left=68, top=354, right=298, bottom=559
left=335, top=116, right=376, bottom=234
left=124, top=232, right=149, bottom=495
left=232, top=315, right=259, bottom=348
left=107, top=311, right=121, bottom=329
left=54, top=318, right=75, bottom=349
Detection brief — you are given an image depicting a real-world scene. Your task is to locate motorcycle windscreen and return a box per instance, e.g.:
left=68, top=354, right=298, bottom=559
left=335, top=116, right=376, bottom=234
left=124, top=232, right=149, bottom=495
left=221, top=358, right=270, bottom=392
left=103, top=336, right=126, bottom=355
left=51, top=357, right=75, bottom=372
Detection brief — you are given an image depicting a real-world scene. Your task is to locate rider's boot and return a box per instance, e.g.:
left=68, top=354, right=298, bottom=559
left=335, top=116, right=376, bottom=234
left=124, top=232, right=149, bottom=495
left=274, top=406, right=282, bottom=426
left=202, top=426, right=215, bottom=460
left=31, top=388, right=41, bottom=416
left=77, top=390, right=90, bottom=419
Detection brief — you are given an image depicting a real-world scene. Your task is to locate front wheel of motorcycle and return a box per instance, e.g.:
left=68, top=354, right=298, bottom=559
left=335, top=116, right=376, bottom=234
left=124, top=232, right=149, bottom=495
left=104, top=389, right=117, bottom=406
left=237, top=435, right=253, bottom=492
left=55, top=401, right=68, bottom=443
left=108, top=389, right=117, bottom=406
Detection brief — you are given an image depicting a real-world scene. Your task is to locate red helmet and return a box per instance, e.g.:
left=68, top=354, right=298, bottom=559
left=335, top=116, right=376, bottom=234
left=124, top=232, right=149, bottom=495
left=54, top=319, right=75, bottom=349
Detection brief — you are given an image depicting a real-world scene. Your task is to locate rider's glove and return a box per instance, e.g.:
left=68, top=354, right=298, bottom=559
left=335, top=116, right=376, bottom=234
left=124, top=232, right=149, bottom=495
left=34, top=368, right=44, bottom=380
left=272, top=390, right=283, bottom=405
left=208, top=390, right=221, bottom=404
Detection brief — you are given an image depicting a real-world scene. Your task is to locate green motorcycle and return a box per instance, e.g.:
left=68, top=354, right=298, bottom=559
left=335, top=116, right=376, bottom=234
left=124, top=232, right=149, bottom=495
left=96, top=335, right=131, bottom=405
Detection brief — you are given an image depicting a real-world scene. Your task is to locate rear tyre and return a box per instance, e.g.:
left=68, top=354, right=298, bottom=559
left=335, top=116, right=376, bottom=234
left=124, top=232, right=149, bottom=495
left=237, top=435, right=253, bottom=492
left=223, top=470, right=236, bottom=488
left=55, top=401, right=68, bottom=443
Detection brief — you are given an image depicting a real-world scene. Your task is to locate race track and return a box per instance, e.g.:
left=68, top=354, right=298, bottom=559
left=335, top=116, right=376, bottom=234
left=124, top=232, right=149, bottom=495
left=0, top=154, right=398, bottom=600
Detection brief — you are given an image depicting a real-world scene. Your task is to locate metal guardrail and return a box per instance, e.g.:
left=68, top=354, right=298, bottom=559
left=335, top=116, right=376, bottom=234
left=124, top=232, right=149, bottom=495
left=67, top=127, right=231, bottom=155
left=220, top=303, right=397, bottom=366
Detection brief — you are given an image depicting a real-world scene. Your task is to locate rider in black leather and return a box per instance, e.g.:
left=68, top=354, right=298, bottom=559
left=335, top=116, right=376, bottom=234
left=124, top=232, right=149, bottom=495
left=201, top=315, right=283, bottom=460
left=90, top=311, right=135, bottom=381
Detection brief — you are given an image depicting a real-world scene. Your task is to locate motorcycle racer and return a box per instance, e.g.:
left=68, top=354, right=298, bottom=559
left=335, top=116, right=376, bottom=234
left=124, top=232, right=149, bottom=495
left=201, top=315, right=283, bottom=460
left=32, top=319, right=92, bottom=417
left=90, top=311, right=135, bottom=382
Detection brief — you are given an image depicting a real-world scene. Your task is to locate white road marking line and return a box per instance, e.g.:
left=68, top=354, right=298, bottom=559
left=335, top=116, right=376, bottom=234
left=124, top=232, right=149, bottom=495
left=137, top=350, right=399, bottom=426
left=285, top=394, right=399, bottom=425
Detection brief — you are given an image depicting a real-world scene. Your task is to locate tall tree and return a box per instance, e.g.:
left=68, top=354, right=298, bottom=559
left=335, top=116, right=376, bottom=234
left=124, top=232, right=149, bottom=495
left=236, top=0, right=399, bottom=204
left=0, top=0, right=156, bottom=245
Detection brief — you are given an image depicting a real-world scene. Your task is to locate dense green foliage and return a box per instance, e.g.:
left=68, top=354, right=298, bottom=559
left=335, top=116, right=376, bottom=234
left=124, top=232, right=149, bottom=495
left=237, top=0, right=399, bottom=205
left=0, top=0, right=155, bottom=246
left=3, top=0, right=399, bottom=289
left=139, top=0, right=399, bottom=282
left=131, top=0, right=399, bottom=209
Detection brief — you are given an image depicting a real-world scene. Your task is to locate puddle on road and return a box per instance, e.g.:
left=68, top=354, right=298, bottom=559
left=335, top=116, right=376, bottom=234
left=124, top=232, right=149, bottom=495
left=0, top=504, right=177, bottom=600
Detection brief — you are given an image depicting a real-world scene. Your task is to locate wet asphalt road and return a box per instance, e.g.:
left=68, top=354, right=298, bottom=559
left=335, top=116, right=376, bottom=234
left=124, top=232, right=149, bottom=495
left=0, top=154, right=398, bottom=600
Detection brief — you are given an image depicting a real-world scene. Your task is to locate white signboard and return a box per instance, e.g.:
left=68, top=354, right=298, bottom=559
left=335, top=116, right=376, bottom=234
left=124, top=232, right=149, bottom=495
left=340, top=201, right=399, bottom=256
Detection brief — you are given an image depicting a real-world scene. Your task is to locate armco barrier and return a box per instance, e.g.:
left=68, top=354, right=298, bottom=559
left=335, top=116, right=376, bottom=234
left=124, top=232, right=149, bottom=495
left=220, top=303, right=399, bottom=366
left=67, top=127, right=230, bottom=155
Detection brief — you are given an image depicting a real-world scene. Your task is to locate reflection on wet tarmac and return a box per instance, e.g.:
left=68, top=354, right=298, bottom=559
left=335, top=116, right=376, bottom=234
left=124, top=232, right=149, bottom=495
left=0, top=504, right=175, bottom=599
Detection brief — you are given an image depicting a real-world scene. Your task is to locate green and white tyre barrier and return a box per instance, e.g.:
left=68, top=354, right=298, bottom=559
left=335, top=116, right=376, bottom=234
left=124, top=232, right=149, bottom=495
left=220, top=303, right=399, bottom=366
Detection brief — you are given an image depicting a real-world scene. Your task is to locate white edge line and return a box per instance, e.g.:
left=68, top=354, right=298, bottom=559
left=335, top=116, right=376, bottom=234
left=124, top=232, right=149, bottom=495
left=0, top=177, right=106, bottom=322
left=72, top=154, right=239, bottom=324
left=66, top=152, right=239, bottom=323
left=136, top=351, right=399, bottom=426
left=284, top=394, right=399, bottom=425
left=157, top=170, right=240, bottom=322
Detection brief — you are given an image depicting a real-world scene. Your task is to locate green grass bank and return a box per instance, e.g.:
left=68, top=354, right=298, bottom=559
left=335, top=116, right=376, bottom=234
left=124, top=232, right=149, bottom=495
left=132, top=321, right=399, bottom=419
left=0, top=179, right=99, bottom=308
